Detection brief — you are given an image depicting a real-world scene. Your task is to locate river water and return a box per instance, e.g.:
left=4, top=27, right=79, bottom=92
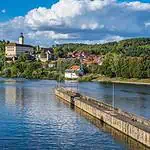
left=0, top=79, right=149, bottom=150
left=64, top=81, right=150, bottom=119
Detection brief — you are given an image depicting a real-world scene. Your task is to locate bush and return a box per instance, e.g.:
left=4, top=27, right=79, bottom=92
left=2, top=68, right=11, bottom=77
left=78, top=74, right=95, bottom=82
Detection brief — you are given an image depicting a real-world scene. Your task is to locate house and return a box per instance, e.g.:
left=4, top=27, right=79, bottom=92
left=70, top=51, right=104, bottom=66
left=36, top=48, right=54, bottom=62
left=65, top=65, right=84, bottom=79
left=72, top=51, right=89, bottom=59
left=5, top=33, right=34, bottom=60
left=48, top=62, right=56, bottom=68
left=82, top=55, right=103, bottom=66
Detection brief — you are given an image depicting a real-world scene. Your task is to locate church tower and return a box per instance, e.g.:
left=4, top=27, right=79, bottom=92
left=19, top=33, right=24, bottom=45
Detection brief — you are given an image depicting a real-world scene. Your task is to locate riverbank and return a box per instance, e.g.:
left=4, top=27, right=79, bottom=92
left=1, top=75, right=150, bottom=86
left=95, top=76, right=150, bottom=85
left=78, top=74, right=150, bottom=85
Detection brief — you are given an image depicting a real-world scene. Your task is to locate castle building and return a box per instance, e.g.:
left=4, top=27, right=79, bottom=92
left=5, top=33, right=34, bottom=59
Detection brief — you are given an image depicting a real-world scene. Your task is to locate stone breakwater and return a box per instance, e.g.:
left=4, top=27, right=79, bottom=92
left=55, top=88, right=150, bottom=148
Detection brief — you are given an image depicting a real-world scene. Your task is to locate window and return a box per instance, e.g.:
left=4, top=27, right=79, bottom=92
left=7, top=46, right=15, bottom=51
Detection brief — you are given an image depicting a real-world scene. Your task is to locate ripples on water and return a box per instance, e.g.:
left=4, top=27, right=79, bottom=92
left=74, top=82, right=150, bottom=119
left=0, top=79, right=149, bottom=150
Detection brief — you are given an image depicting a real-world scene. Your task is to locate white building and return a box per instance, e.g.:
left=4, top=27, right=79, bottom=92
left=65, top=70, right=79, bottom=79
left=5, top=33, right=33, bottom=59
left=65, top=65, right=80, bottom=79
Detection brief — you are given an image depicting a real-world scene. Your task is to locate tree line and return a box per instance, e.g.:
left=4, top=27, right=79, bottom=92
left=86, top=53, right=150, bottom=79
left=53, top=38, right=150, bottom=57
left=0, top=38, right=150, bottom=80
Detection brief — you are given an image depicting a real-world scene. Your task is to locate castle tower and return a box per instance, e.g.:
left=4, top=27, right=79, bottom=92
left=19, top=33, right=24, bottom=45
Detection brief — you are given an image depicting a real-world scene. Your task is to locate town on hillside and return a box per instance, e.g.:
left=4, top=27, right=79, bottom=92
left=0, top=33, right=149, bottom=81
left=3, top=33, right=103, bottom=80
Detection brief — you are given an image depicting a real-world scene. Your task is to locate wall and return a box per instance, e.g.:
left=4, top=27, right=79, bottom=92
left=65, top=72, right=79, bottom=79
left=5, top=45, right=33, bottom=58
left=16, top=46, right=33, bottom=56
left=55, top=88, right=150, bottom=148
left=5, top=46, right=16, bottom=57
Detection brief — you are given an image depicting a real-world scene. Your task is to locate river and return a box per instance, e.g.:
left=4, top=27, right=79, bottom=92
left=65, top=81, right=150, bottom=119
left=0, top=79, right=149, bottom=150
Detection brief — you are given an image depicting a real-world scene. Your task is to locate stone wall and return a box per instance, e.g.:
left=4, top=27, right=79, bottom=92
left=55, top=88, right=150, bottom=147
left=79, top=94, right=150, bottom=127
left=74, top=105, right=150, bottom=150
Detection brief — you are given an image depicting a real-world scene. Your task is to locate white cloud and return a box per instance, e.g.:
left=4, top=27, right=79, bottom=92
left=145, top=22, right=150, bottom=27
left=27, top=31, right=70, bottom=40
left=55, top=35, right=125, bottom=45
left=0, top=16, right=27, bottom=41
left=1, top=9, right=6, bottom=14
left=24, top=0, right=115, bottom=31
left=123, top=1, right=150, bottom=11
left=0, top=0, right=150, bottom=46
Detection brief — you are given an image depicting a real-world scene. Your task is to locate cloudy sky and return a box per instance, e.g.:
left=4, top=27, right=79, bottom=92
left=0, top=0, right=150, bottom=46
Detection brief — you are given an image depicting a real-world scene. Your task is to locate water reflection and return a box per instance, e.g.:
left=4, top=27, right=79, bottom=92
left=5, top=84, right=24, bottom=107
left=76, top=109, right=149, bottom=150
left=75, top=82, right=150, bottom=119
left=0, top=79, right=127, bottom=150
left=0, top=79, right=149, bottom=149
left=2, top=80, right=150, bottom=119
left=57, top=98, right=149, bottom=150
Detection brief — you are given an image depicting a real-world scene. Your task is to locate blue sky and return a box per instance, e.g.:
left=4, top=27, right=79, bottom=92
left=0, top=0, right=59, bottom=21
left=0, top=0, right=150, bottom=46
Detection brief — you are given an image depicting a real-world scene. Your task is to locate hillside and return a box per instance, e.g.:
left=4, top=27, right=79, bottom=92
left=54, top=38, right=150, bottom=57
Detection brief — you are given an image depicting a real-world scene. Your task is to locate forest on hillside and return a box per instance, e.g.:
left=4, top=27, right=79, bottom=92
left=53, top=38, right=150, bottom=57
left=53, top=38, right=150, bottom=79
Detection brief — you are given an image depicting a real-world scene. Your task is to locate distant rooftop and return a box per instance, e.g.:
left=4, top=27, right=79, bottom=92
left=70, top=65, right=80, bottom=71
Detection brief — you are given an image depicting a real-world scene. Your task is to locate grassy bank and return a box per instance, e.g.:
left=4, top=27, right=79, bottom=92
left=78, top=74, right=150, bottom=85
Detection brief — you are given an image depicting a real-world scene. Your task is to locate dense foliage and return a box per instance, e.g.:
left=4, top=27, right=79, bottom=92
left=0, top=53, right=81, bottom=81
left=0, top=41, right=6, bottom=71
left=86, top=53, right=150, bottom=79
left=53, top=38, right=150, bottom=57
left=52, top=38, right=150, bottom=79
left=0, top=38, right=150, bottom=81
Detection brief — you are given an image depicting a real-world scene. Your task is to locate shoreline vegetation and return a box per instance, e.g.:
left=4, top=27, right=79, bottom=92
left=0, top=75, right=150, bottom=86
left=78, top=74, right=150, bottom=85
left=84, top=76, right=150, bottom=85
left=0, top=38, right=150, bottom=85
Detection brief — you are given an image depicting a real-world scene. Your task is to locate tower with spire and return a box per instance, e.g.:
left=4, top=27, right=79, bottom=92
left=19, top=33, right=24, bottom=45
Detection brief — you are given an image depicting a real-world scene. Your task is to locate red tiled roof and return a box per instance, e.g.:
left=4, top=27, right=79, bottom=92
left=70, top=65, right=80, bottom=71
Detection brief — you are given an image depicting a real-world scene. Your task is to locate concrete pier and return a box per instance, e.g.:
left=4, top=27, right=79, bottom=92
left=55, top=88, right=150, bottom=148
